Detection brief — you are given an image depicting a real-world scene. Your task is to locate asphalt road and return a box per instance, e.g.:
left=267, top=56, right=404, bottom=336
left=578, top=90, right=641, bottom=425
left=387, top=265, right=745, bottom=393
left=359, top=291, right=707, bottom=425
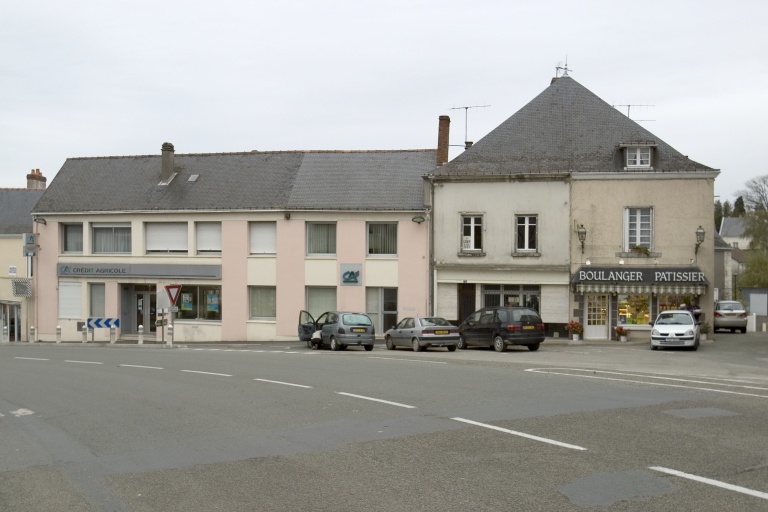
left=1, top=332, right=767, bottom=511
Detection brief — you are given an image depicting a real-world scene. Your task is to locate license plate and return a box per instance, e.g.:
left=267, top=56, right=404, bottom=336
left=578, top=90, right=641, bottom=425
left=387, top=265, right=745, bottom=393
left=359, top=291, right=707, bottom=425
left=434, top=330, right=449, bottom=335
left=523, top=325, right=535, bottom=330
left=352, top=328, right=366, bottom=333
left=666, top=337, right=679, bottom=342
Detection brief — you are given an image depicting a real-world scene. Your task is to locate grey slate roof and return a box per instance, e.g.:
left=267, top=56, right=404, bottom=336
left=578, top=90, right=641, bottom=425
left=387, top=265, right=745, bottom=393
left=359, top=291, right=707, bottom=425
left=434, top=76, right=715, bottom=175
left=0, top=189, right=45, bottom=234
left=719, top=217, right=746, bottom=237
left=33, top=149, right=437, bottom=214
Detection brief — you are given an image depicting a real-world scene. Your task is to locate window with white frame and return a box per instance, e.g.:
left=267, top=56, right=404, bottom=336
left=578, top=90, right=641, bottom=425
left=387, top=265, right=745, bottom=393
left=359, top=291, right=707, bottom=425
left=625, top=207, right=653, bottom=250
left=62, top=223, right=83, bottom=253
left=196, top=222, right=221, bottom=255
left=146, top=222, right=188, bottom=254
left=367, top=223, right=397, bottom=256
left=626, top=147, right=651, bottom=168
left=461, top=215, right=483, bottom=252
left=58, top=281, right=82, bottom=319
left=249, top=286, right=276, bottom=319
left=249, top=222, right=276, bottom=254
left=89, top=283, right=105, bottom=317
left=92, top=223, right=131, bottom=254
left=515, top=215, right=538, bottom=252
left=307, top=223, right=336, bottom=255
left=306, top=286, right=336, bottom=317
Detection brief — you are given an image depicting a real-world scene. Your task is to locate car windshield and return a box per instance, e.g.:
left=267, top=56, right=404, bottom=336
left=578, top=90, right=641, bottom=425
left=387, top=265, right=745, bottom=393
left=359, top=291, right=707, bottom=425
left=342, top=314, right=372, bottom=326
left=421, top=317, right=451, bottom=327
left=717, top=302, right=743, bottom=311
left=656, top=313, right=693, bottom=325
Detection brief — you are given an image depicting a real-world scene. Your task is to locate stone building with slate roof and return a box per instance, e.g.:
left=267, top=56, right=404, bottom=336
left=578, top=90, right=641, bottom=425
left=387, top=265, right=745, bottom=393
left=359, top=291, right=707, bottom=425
left=1, top=170, right=47, bottom=342
left=428, top=76, right=719, bottom=341
left=31, top=145, right=436, bottom=342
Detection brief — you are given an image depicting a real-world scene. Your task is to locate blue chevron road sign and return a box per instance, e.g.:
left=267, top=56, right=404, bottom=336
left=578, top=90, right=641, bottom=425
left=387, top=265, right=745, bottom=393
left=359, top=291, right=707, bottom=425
left=87, top=317, right=120, bottom=329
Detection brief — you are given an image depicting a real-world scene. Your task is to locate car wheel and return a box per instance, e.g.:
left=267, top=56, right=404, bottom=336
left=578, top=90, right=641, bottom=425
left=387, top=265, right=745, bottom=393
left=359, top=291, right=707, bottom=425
left=731, top=328, right=736, bottom=333
left=740, top=327, right=747, bottom=333
left=527, top=343, right=540, bottom=352
left=457, top=335, right=467, bottom=350
left=412, top=338, right=423, bottom=352
left=650, top=344, right=658, bottom=350
left=330, top=336, right=340, bottom=351
left=385, top=336, right=395, bottom=350
left=364, top=344, right=374, bottom=351
left=493, top=335, right=507, bottom=352
left=447, top=345, right=457, bottom=352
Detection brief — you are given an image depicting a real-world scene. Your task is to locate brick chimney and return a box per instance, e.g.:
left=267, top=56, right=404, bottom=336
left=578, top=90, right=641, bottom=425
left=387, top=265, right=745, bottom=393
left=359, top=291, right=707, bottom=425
left=437, top=115, right=450, bottom=166
left=160, top=142, right=175, bottom=184
left=26, top=169, right=47, bottom=189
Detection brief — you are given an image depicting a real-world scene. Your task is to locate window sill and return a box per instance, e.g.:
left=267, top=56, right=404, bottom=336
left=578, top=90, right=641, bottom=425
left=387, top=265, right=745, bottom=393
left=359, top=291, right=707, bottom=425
left=623, top=166, right=654, bottom=171
left=458, top=251, right=486, bottom=258
left=616, top=251, right=661, bottom=258
left=511, top=251, right=541, bottom=258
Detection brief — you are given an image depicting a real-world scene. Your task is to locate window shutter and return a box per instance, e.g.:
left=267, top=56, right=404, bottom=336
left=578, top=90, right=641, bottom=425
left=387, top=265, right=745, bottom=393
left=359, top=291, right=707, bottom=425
left=147, top=223, right=187, bottom=252
left=250, top=222, right=276, bottom=254
left=196, top=222, right=222, bottom=252
left=59, top=281, right=82, bottom=319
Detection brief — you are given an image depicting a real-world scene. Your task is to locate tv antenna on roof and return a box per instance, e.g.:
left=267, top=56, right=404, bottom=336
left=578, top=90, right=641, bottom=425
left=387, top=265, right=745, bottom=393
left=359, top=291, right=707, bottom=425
left=612, top=104, right=655, bottom=122
left=555, top=56, right=572, bottom=77
left=449, top=104, right=490, bottom=149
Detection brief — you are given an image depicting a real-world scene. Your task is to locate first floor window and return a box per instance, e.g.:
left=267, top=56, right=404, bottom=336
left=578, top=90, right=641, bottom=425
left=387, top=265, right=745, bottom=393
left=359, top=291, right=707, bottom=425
left=146, top=222, right=188, bottom=254
left=93, top=223, right=131, bottom=253
left=515, top=215, right=537, bottom=251
left=307, top=223, right=336, bottom=255
left=62, top=223, right=83, bottom=253
left=625, top=207, right=652, bottom=250
left=250, top=222, right=276, bottom=254
left=196, top=222, right=222, bottom=254
left=58, top=281, right=82, bottom=319
left=89, top=283, right=105, bottom=317
left=175, top=285, right=222, bottom=321
left=249, top=286, right=276, bottom=319
left=617, top=293, right=651, bottom=326
left=367, top=223, right=397, bottom=256
left=306, top=286, right=336, bottom=317
left=461, top=215, right=483, bottom=251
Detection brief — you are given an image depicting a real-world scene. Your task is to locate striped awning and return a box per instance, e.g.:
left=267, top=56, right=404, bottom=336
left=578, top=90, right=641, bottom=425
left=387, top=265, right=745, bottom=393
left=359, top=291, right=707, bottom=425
left=574, top=283, right=706, bottom=295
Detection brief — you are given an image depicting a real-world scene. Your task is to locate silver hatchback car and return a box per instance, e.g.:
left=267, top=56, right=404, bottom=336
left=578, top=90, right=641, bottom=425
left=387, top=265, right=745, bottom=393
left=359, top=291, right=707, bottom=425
left=298, top=310, right=375, bottom=351
left=713, top=301, right=748, bottom=333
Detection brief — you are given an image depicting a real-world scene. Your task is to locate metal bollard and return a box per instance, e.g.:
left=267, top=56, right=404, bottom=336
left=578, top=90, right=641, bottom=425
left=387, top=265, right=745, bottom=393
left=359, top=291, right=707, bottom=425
left=110, top=327, right=116, bottom=344
left=29, top=326, right=36, bottom=343
left=1, top=325, right=7, bottom=343
left=167, top=324, right=174, bottom=347
left=56, top=326, right=62, bottom=343
left=138, top=325, right=144, bottom=345
left=82, top=326, right=88, bottom=343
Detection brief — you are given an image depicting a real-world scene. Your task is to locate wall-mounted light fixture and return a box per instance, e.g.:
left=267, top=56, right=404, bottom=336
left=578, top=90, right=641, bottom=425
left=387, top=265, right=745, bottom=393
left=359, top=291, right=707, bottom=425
left=694, top=225, right=705, bottom=254
left=33, top=217, right=46, bottom=225
left=577, top=224, right=587, bottom=253
left=284, top=212, right=291, bottom=220
left=411, top=215, right=425, bottom=224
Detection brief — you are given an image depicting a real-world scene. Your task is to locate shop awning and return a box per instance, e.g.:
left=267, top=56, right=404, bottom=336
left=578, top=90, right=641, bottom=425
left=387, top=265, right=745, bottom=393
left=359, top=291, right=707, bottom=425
left=571, top=266, right=708, bottom=295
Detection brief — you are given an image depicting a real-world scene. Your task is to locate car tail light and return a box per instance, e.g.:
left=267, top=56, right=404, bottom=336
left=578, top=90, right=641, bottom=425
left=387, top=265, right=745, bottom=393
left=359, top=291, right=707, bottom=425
left=537, top=323, right=545, bottom=330
left=506, top=324, right=521, bottom=332
left=739, top=312, right=747, bottom=318
left=338, top=327, right=346, bottom=334
left=714, top=312, right=723, bottom=317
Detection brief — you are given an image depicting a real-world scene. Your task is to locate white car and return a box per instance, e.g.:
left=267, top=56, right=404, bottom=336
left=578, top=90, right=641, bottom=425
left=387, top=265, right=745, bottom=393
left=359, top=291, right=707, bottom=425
left=650, top=310, right=700, bottom=351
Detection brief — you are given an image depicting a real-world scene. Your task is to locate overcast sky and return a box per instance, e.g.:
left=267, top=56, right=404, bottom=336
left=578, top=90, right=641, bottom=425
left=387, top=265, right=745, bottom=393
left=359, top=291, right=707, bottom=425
left=2, top=0, right=766, bottom=204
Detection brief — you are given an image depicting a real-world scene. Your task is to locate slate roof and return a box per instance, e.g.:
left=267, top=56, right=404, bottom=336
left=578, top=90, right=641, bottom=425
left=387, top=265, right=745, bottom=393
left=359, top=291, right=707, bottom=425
left=434, top=76, right=715, bottom=176
left=0, top=189, right=45, bottom=234
left=719, top=217, right=746, bottom=237
left=33, top=149, right=437, bottom=214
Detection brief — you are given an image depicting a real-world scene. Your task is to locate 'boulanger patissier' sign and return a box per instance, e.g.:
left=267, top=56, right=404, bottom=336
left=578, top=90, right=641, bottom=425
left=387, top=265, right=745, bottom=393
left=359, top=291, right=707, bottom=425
left=573, top=267, right=707, bottom=284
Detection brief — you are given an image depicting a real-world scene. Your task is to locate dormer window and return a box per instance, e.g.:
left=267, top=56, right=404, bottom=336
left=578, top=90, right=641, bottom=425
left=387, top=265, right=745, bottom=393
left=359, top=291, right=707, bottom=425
left=619, top=141, right=656, bottom=170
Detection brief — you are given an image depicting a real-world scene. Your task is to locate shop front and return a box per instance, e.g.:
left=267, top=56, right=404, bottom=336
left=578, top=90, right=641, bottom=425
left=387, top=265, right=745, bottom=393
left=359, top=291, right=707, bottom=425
left=570, top=267, right=709, bottom=340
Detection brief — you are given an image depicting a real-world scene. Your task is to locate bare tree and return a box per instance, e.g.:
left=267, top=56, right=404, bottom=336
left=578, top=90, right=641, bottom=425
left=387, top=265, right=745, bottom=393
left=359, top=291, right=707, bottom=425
left=737, top=175, right=768, bottom=211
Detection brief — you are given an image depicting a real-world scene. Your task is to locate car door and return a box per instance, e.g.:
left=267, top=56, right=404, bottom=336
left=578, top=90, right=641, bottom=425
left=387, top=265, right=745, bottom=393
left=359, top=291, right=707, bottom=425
left=298, top=310, right=316, bottom=341
left=461, top=310, right=483, bottom=345
left=392, top=318, right=411, bottom=346
left=319, top=312, right=335, bottom=343
left=478, top=309, right=496, bottom=346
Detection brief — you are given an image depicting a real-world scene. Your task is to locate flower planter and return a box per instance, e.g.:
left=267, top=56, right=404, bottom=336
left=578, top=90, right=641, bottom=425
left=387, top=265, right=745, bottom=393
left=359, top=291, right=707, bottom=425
left=571, top=334, right=580, bottom=342
left=619, top=335, right=628, bottom=342
left=700, top=333, right=708, bottom=341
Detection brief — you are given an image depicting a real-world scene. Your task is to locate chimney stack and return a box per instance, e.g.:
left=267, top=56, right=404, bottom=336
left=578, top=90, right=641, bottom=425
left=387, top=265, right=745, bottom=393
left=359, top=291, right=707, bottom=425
left=437, top=115, right=450, bottom=166
left=26, top=169, right=47, bottom=189
left=160, top=142, right=175, bottom=183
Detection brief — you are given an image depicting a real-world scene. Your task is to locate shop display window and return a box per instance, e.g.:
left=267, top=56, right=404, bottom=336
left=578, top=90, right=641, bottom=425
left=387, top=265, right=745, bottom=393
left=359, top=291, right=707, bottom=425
left=617, top=293, right=651, bottom=326
left=176, top=285, right=222, bottom=321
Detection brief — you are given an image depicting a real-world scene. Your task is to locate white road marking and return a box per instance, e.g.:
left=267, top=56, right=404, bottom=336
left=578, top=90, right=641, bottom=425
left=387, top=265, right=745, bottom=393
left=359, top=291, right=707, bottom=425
left=11, top=408, right=35, bottom=418
left=181, top=370, right=232, bottom=377
left=368, top=356, right=447, bottom=364
left=254, top=378, right=312, bottom=389
left=14, top=357, right=49, bottom=361
left=525, top=368, right=768, bottom=399
left=451, top=417, right=587, bottom=451
left=650, top=466, right=768, bottom=500
left=65, top=360, right=103, bottom=365
left=336, top=392, right=416, bottom=409
left=119, top=364, right=164, bottom=370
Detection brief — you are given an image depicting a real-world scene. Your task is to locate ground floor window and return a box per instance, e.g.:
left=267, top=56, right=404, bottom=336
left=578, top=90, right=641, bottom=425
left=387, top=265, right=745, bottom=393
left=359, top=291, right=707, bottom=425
left=89, top=283, right=105, bottom=317
left=482, top=284, right=540, bottom=312
left=176, top=285, right=222, bottom=321
left=249, top=286, right=276, bottom=319
left=658, top=294, right=697, bottom=312
left=366, top=287, right=397, bottom=333
left=617, top=293, right=651, bottom=326
left=306, top=286, right=336, bottom=317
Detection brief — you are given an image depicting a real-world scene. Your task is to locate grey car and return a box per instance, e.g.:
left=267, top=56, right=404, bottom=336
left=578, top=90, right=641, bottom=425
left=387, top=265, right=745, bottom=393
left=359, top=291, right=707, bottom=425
left=713, top=300, right=748, bottom=333
left=384, top=316, right=459, bottom=352
left=298, top=310, right=375, bottom=351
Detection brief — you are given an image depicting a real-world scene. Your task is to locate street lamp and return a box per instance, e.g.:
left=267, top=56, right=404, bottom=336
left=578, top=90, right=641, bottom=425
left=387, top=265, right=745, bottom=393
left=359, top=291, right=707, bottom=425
left=577, top=224, right=587, bottom=253
left=694, top=226, right=705, bottom=255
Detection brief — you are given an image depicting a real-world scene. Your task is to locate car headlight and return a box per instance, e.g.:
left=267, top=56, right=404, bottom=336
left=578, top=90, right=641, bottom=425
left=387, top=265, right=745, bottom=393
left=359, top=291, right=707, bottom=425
left=686, top=329, right=695, bottom=336
left=651, top=328, right=660, bottom=336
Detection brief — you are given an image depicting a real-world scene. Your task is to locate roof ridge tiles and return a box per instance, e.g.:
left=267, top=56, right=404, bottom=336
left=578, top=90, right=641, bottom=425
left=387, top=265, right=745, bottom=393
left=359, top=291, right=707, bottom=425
left=68, top=148, right=436, bottom=160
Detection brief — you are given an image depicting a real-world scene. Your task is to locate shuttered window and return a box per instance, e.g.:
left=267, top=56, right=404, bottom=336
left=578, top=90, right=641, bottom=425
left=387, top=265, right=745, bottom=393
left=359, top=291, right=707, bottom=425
left=196, top=222, right=222, bottom=254
left=146, top=223, right=188, bottom=254
left=249, top=222, right=276, bottom=254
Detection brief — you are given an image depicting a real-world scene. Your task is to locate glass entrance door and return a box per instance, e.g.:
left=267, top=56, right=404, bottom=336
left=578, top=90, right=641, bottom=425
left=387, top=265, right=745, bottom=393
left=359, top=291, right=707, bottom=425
left=135, top=292, right=157, bottom=333
left=584, top=294, right=609, bottom=340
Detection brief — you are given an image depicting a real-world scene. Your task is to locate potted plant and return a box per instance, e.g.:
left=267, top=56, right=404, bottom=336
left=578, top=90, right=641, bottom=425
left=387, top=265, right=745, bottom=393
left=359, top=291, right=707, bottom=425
left=566, top=320, right=583, bottom=341
left=699, top=321, right=710, bottom=341
left=615, top=325, right=629, bottom=342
